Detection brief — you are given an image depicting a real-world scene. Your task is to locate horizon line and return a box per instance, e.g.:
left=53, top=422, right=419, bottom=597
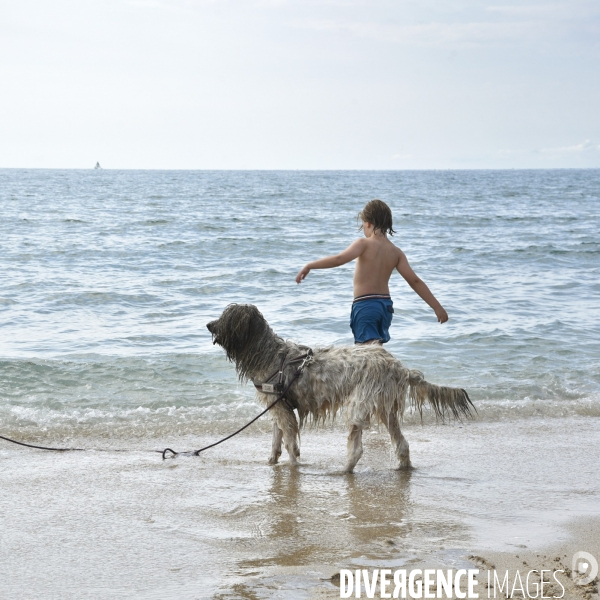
left=1, top=166, right=599, bottom=172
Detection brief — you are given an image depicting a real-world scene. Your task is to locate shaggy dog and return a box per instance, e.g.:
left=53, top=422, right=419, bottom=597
left=207, top=304, right=474, bottom=472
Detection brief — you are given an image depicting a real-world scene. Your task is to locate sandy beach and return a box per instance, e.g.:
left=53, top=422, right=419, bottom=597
left=1, top=414, right=599, bottom=599
left=471, top=520, right=600, bottom=600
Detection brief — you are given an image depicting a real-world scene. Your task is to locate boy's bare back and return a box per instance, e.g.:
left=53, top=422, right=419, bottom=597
left=295, top=200, right=448, bottom=328
left=353, top=231, right=402, bottom=297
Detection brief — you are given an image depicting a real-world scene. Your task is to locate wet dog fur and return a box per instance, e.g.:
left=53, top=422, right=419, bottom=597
left=207, top=304, right=474, bottom=473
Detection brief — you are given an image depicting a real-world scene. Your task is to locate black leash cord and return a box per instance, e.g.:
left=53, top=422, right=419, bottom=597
left=0, top=368, right=304, bottom=460
left=0, top=434, right=158, bottom=454
left=161, top=367, right=303, bottom=460
left=0, top=434, right=85, bottom=453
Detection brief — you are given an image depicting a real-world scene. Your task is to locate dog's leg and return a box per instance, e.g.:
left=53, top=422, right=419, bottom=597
left=268, top=421, right=283, bottom=465
left=282, top=411, right=301, bottom=465
left=385, top=413, right=412, bottom=469
left=344, top=425, right=363, bottom=473
left=271, top=404, right=300, bottom=465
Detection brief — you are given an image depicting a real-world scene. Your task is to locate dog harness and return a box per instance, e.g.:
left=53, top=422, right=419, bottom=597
left=253, top=348, right=313, bottom=395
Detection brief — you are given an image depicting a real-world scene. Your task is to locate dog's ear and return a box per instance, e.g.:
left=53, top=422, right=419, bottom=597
left=212, top=304, right=264, bottom=357
left=228, top=305, right=258, bottom=351
left=209, top=304, right=272, bottom=381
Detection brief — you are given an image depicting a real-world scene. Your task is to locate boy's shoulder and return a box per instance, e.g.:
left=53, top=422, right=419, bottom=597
left=382, top=236, right=403, bottom=253
left=389, top=240, right=404, bottom=259
left=361, top=235, right=404, bottom=259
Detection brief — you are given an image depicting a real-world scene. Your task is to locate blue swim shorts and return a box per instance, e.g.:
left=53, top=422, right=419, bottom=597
left=350, top=294, right=394, bottom=344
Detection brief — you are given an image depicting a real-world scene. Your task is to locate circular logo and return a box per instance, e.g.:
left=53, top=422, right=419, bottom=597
left=572, top=551, right=598, bottom=586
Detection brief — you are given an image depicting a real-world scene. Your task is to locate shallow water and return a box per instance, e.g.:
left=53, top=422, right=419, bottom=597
left=1, top=417, right=598, bottom=598
left=1, top=169, right=599, bottom=441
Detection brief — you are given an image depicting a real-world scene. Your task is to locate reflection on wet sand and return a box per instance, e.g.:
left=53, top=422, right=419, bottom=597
left=212, top=430, right=481, bottom=598
left=214, top=460, right=419, bottom=597
left=344, top=470, right=413, bottom=552
left=235, top=466, right=416, bottom=570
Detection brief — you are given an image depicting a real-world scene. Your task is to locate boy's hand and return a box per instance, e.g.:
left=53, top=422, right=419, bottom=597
left=435, top=306, right=449, bottom=323
left=296, top=266, right=310, bottom=284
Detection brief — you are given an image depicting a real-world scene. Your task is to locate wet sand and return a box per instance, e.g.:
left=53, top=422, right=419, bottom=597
left=1, top=416, right=599, bottom=599
left=470, top=518, right=600, bottom=600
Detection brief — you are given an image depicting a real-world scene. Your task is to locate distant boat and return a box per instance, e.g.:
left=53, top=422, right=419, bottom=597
left=94, top=162, right=101, bottom=169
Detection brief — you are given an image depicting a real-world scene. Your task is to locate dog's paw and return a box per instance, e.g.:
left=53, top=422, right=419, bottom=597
left=267, top=456, right=279, bottom=465
left=395, top=463, right=414, bottom=471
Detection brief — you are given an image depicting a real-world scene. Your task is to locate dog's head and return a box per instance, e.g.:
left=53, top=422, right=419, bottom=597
left=207, top=304, right=271, bottom=369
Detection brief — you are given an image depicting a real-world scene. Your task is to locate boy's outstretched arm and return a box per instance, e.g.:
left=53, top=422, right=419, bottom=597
left=396, top=250, right=449, bottom=323
left=296, top=239, right=366, bottom=284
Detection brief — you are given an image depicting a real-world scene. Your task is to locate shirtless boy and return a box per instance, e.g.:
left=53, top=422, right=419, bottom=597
left=295, top=199, right=448, bottom=345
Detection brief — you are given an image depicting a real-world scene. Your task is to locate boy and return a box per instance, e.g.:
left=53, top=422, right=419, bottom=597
left=295, top=199, right=448, bottom=345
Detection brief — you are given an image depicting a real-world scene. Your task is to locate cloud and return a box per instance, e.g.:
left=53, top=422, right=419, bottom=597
left=288, top=1, right=600, bottom=48
left=538, top=140, right=600, bottom=154
left=487, top=3, right=570, bottom=17
left=290, top=18, right=543, bottom=47
left=254, top=0, right=288, bottom=6
left=128, top=0, right=226, bottom=8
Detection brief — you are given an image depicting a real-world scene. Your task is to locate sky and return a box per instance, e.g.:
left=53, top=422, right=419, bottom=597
left=1, top=0, right=599, bottom=169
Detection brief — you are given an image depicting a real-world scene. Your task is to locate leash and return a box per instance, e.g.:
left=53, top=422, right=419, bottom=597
left=0, top=434, right=86, bottom=453
left=0, top=352, right=313, bottom=461
left=0, top=435, right=156, bottom=454
left=161, top=351, right=312, bottom=460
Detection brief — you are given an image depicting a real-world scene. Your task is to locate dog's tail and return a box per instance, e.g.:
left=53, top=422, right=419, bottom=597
left=408, top=369, right=475, bottom=421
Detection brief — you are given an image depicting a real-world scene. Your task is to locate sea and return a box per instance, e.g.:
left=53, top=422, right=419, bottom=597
left=1, top=169, right=599, bottom=599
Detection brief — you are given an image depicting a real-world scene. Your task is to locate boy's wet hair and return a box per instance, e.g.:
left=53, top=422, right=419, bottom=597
left=359, top=199, right=395, bottom=236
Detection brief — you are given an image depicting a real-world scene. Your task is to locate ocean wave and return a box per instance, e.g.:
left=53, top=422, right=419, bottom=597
left=0, top=400, right=265, bottom=444
left=139, top=219, right=170, bottom=226
left=1, top=169, right=599, bottom=446
left=1, top=391, right=599, bottom=445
